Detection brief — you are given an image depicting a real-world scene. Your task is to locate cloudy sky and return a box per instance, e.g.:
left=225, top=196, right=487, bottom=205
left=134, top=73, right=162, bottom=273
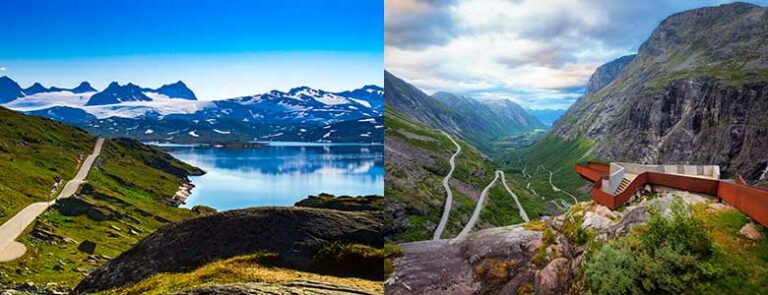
left=0, top=0, right=382, bottom=100
left=385, top=0, right=767, bottom=110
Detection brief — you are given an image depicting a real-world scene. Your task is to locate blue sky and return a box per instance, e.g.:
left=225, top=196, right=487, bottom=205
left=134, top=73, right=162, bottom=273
left=385, top=0, right=767, bottom=110
left=0, top=0, right=383, bottom=100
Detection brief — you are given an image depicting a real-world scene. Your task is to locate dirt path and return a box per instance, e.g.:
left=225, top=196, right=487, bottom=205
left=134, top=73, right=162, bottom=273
left=0, top=138, right=104, bottom=262
left=433, top=132, right=461, bottom=240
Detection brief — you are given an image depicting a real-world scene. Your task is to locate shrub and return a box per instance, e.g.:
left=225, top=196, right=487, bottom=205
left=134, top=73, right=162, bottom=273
left=585, top=198, right=716, bottom=294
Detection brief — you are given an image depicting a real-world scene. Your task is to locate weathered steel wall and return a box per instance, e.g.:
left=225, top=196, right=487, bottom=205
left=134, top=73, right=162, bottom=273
left=576, top=163, right=768, bottom=227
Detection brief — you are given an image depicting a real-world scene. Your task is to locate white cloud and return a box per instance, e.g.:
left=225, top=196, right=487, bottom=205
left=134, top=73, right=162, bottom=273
left=0, top=67, right=6, bottom=71
left=385, top=0, right=760, bottom=109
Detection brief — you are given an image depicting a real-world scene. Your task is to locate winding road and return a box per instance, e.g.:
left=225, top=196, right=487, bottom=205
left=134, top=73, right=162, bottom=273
left=455, top=170, right=500, bottom=240
left=433, top=132, right=462, bottom=240
left=499, top=171, right=529, bottom=222
left=0, top=138, right=104, bottom=262
left=541, top=165, right=578, bottom=204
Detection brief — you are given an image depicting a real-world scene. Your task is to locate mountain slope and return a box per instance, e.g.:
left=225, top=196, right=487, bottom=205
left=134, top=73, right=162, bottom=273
left=385, top=71, right=542, bottom=152
left=0, top=76, right=24, bottom=103
left=154, top=81, right=197, bottom=100
left=551, top=2, right=768, bottom=186
left=0, top=107, right=204, bottom=289
left=385, top=106, right=552, bottom=242
left=86, top=82, right=153, bottom=106
left=337, top=85, right=385, bottom=109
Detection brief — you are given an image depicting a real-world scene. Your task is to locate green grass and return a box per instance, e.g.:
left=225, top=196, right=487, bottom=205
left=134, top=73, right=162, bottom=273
left=0, top=131, right=201, bottom=287
left=386, top=107, right=554, bottom=241
left=514, top=134, right=597, bottom=194
left=584, top=199, right=768, bottom=294
left=97, top=253, right=383, bottom=295
left=0, top=107, right=95, bottom=224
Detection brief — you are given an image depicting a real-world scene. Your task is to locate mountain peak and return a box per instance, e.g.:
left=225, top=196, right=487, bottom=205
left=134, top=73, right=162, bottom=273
left=86, top=82, right=152, bottom=106
left=0, top=76, right=24, bottom=103
left=71, top=81, right=97, bottom=93
left=24, top=82, right=50, bottom=95
left=154, top=80, right=197, bottom=100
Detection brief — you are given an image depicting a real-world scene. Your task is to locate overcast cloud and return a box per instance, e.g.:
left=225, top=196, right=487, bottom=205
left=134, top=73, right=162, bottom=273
left=385, top=0, right=766, bottom=110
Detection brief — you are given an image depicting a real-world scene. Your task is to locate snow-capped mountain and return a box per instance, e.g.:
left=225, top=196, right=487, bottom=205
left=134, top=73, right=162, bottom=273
left=336, top=85, right=384, bottom=109
left=85, top=81, right=197, bottom=105
left=154, top=81, right=197, bottom=100
left=86, top=82, right=153, bottom=105
left=0, top=76, right=383, bottom=143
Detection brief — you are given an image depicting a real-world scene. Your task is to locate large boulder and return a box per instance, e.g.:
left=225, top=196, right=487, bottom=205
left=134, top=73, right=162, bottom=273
left=74, top=207, right=383, bottom=294
left=535, top=258, right=571, bottom=295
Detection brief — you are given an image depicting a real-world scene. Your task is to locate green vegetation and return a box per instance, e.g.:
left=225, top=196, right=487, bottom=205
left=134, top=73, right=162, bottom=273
left=0, top=109, right=202, bottom=288
left=386, top=107, right=551, bottom=241
left=584, top=198, right=768, bottom=294
left=646, top=66, right=768, bottom=90
left=98, top=253, right=383, bottom=295
left=294, top=193, right=383, bottom=211
left=0, top=107, right=94, bottom=223
left=313, top=242, right=384, bottom=280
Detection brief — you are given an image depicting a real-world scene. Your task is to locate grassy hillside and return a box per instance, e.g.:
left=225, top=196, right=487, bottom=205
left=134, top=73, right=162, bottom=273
left=505, top=134, right=598, bottom=195
left=0, top=107, right=95, bottom=224
left=98, top=253, right=383, bottom=295
left=386, top=107, right=556, bottom=242
left=0, top=108, right=202, bottom=289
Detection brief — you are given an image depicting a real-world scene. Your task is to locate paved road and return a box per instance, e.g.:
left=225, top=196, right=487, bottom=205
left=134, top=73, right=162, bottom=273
left=541, top=165, right=578, bottom=204
left=0, top=138, right=104, bottom=262
left=499, top=171, right=530, bottom=222
left=433, top=132, right=461, bottom=240
left=455, top=170, right=500, bottom=241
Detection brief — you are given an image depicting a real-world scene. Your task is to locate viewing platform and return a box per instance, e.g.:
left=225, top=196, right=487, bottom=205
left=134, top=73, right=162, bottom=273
left=576, top=162, right=768, bottom=227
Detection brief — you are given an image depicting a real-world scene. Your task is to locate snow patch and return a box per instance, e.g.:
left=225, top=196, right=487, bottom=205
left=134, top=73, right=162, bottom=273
left=188, top=131, right=199, bottom=137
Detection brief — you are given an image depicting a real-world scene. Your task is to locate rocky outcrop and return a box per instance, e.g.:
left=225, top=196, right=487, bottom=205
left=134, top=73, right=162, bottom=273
left=584, top=54, right=636, bottom=96
left=74, top=207, right=383, bottom=294
left=552, top=3, right=768, bottom=185
left=388, top=193, right=730, bottom=294
left=386, top=226, right=542, bottom=295
left=171, top=280, right=377, bottom=295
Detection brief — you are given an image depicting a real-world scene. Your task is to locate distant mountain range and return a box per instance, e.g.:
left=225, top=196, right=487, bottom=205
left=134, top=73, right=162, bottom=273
left=384, top=71, right=544, bottom=151
left=0, top=76, right=383, bottom=143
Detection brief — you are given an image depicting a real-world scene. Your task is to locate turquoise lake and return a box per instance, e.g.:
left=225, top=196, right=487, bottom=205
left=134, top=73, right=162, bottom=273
left=164, top=143, right=384, bottom=210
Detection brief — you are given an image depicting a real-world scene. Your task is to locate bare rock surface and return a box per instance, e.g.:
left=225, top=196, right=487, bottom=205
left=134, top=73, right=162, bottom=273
left=739, top=223, right=763, bottom=241
left=386, top=225, right=540, bottom=295
left=171, top=280, right=378, bottom=295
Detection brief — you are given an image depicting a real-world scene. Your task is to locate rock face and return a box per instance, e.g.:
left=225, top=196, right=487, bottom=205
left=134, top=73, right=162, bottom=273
left=552, top=3, right=768, bottom=186
left=386, top=226, right=542, bottom=295
left=74, top=207, right=383, bottom=293
left=172, top=280, right=378, bottom=295
left=583, top=54, right=636, bottom=96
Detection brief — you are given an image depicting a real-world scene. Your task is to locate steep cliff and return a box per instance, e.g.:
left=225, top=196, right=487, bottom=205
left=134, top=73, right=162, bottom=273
left=552, top=2, right=768, bottom=185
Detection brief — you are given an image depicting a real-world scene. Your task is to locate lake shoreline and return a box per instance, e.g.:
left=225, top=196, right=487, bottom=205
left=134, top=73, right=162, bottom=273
left=165, top=145, right=384, bottom=211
